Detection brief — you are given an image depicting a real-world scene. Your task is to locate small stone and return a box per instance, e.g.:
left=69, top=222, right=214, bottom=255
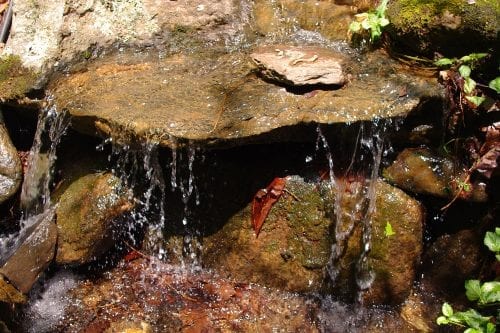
left=251, top=45, right=346, bottom=86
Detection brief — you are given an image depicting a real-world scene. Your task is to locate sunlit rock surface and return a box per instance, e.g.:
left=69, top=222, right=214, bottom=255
left=251, top=45, right=346, bottom=86
left=51, top=47, right=438, bottom=148
left=2, top=0, right=238, bottom=82
left=55, top=172, right=134, bottom=265
left=0, top=210, right=57, bottom=297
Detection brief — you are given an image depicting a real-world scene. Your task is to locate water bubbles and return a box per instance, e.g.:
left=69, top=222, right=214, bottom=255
left=305, top=155, right=313, bottom=163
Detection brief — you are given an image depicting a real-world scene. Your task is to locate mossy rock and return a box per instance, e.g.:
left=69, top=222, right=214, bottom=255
left=0, top=274, right=26, bottom=304
left=387, top=0, right=500, bottom=57
left=202, top=176, right=333, bottom=293
left=0, top=55, right=37, bottom=101
left=55, top=172, right=134, bottom=265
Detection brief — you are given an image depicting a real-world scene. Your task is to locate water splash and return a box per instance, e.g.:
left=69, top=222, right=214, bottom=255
left=20, top=97, right=70, bottom=218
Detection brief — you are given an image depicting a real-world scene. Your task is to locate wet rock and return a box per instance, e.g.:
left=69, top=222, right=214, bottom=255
left=0, top=55, right=37, bottom=100
left=202, top=177, right=423, bottom=303
left=383, top=147, right=488, bottom=202
left=55, top=172, right=134, bottom=265
left=333, top=179, right=424, bottom=305
left=420, top=229, right=483, bottom=298
left=2, top=0, right=238, bottom=81
left=51, top=48, right=438, bottom=149
left=203, top=176, right=333, bottom=293
left=252, top=0, right=366, bottom=41
left=105, top=320, right=152, bottom=333
left=0, top=274, right=26, bottom=303
left=0, top=209, right=57, bottom=296
left=251, top=45, right=346, bottom=86
left=0, top=114, right=21, bottom=204
left=387, top=0, right=500, bottom=57
left=57, top=259, right=320, bottom=332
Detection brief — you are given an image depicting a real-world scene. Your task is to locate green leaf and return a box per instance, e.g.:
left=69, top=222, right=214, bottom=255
left=465, top=280, right=482, bottom=301
left=442, top=302, right=454, bottom=317
left=434, top=58, right=455, bottom=67
left=486, top=322, right=496, bottom=333
left=379, top=17, right=390, bottom=27
left=349, top=21, right=362, bottom=33
left=465, top=95, right=485, bottom=107
left=464, top=77, right=476, bottom=94
left=460, top=53, right=488, bottom=64
left=384, top=222, right=395, bottom=237
left=436, top=316, right=449, bottom=325
left=484, top=230, right=500, bottom=253
left=480, top=281, right=500, bottom=304
left=459, top=65, right=472, bottom=78
left=496, top=254, right=500, bottom=261
left=465, top=328, right=483, bottom=333
left=489, top=77, right=500, bottom=94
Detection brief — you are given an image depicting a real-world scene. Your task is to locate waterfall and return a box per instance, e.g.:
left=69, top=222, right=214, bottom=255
left=323, top=118, right=396, bottom=301
left=20, top=97, right=70, bottom=218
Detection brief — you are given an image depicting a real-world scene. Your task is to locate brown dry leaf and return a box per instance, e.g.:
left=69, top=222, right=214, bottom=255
left=474, top=146, right=500, bottom=178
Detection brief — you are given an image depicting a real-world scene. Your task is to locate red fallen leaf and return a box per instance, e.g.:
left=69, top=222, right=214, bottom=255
left=251, top=177, right=286, bottom=237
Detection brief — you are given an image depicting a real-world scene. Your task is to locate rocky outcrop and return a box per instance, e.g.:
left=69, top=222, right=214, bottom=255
left=55, top=172, right=134, bottom=265
left=50, top=48, right=438, bottom=149
left=2, top=0, right=239, bottom=83
left=0, top=113, right=21, bottom=204
left=0, top=209, right=57, bottom=300
left=383, top=147, right=488, bottom=202
left=251, top=45, right=346, bottom=86
left=0, top=55, right=37, bottom=100
left=387, top=0, right=500, bottom=57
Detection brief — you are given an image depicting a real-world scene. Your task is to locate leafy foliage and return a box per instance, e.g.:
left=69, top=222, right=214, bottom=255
left=437, top=230, right=500, bottom=332
left=349, top=0, right=390, bottom=43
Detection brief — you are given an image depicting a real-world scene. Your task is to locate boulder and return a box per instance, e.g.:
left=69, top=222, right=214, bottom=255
left=387, top=0, right=500, bottom=57
left=383, top=147, right=488, bottom=202
left=0, top=113, right=21, bottom=204
left=2, top=0, right=238, bottom=83
left=50, top=48, right=438, bottom=149
left=203, top=176, right=333, bottom=293
left=55, top=172, right=134, bottom=265
left=251, top=45, right=346, bottom=86
left=332, top=179, right=424, bottom=305
left=0, top=209, right=57, bottom=297
left=202, top=176, right=423, bottom=304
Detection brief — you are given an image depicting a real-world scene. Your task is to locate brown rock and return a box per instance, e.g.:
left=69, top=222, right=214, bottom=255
left=0, top=209, right=57, bottom=295
left=55, top=172, right=134, bottom=265
left=251, top=45, right=346, bottom=86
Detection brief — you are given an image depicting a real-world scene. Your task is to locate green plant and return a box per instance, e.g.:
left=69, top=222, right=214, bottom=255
left=434, top=53, right=500, bottom=106
left=437, top=229, right=500, bottom=332
left=384, top=222, right=395, bottom=237
left=348, top=0, right=390, bottom=43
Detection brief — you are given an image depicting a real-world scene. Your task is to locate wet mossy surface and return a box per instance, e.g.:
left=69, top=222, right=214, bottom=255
left=0, top=55, right=37, bottom=100
left=387, top=0, right=500, bottom=56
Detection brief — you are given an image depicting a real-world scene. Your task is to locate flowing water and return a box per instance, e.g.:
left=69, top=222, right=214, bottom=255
left=0, top=1, right=451, bottom=331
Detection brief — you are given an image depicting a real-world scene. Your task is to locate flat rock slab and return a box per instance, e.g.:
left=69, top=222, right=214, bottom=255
left=51, top=47, right=440, bottom=149
left=251, top=45, right=346, bottom=86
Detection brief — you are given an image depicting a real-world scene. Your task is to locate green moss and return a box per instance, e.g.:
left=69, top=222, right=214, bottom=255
left=0, top=55, right=37, bottom=100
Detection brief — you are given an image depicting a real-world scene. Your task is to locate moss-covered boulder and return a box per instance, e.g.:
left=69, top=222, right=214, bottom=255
left=332, top=179, right=424, bottom=305
left=203, top=176, right=423, bottom=303
left=383, top=147, right=487, bottom=202
left=203, top=176, right=332, bottom=293
left=387, top=0, right=500, bottom=57
left=55, top=172, right=134, bottom=265
left=0, top=55, right=37, bottom=101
